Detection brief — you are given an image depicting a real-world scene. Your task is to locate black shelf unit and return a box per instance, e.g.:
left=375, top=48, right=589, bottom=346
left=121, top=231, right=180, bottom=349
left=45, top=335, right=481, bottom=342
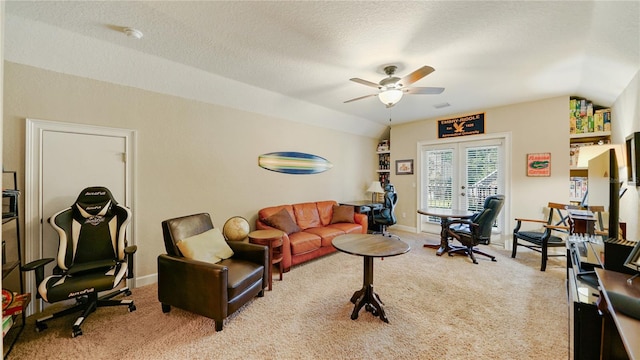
left=3, top=170, right=27, bottom=358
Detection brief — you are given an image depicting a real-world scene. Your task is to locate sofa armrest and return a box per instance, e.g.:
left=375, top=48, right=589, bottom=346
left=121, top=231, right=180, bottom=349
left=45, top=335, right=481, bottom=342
left=256, top=220, right=293, bottom=271
left=354, top=213, right=368, bottom=234
left=157, top=254, right=227, bottom=319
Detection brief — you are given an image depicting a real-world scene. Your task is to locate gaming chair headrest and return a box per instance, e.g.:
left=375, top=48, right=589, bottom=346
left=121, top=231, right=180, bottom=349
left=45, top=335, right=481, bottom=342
left=73, top=186, right=117, bottom=219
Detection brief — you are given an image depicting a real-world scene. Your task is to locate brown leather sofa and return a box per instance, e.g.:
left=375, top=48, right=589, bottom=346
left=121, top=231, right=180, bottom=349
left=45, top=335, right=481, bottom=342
left=256, top=201, right=367, bottom=272
left=158, top=213, right=268, bottom=331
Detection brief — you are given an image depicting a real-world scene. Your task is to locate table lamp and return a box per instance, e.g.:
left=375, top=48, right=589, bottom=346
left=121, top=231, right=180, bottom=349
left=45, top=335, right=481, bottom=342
left=367, top=181, right=385, bottom=203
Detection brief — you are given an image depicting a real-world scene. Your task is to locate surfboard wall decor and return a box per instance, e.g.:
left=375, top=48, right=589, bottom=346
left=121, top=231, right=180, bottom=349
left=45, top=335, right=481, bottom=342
left=258, top=152, right=333, bottom=174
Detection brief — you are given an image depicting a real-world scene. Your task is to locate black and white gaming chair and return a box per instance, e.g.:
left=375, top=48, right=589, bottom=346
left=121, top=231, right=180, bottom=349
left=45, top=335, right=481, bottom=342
left=23, top=186, right=137, bottom=337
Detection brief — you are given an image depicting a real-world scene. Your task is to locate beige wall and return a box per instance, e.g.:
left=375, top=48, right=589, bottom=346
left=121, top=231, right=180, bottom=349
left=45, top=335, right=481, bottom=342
left=3, top=62, right=377, bottom=281
left=3, top=60, right=639, bottom=285
left=612, top=70, right=640, bottom=241
left=390, top=96, right=570, bottom=234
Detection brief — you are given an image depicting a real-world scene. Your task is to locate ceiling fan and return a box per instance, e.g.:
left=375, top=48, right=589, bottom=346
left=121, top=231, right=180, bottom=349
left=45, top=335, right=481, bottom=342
left=344, top=65, right=444, bottom=108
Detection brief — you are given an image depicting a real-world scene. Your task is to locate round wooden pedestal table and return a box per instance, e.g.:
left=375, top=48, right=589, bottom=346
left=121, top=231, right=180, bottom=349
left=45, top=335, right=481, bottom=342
left=248, top=229, right=285, bottom=291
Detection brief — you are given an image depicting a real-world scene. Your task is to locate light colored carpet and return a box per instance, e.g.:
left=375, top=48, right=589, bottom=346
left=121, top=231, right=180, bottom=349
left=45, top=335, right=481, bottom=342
left=8, top=231, right=568, bottom=360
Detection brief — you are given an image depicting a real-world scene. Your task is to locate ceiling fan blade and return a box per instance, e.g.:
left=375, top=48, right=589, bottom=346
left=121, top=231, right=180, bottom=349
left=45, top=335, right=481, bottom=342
left=350, top=78, right=381, bottom=88
left=404, top=86, right=444, bottom=94
left=400, top=66, right=435, bottom=86
left=344, top=93, right=378, bottom=103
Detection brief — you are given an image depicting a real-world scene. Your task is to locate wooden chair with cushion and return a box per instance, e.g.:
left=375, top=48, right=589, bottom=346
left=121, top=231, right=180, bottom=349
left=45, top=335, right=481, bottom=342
left=511, top=202, right=579, bottom=271
left=158, top=213, right=268, bottom=331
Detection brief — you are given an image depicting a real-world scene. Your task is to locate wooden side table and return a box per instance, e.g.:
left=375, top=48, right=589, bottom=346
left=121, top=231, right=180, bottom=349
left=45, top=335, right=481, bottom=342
left=248, top=229, right=284, bottom=291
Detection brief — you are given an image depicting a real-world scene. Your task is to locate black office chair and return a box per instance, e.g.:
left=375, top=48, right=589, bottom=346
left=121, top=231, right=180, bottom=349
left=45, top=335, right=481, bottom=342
left=445, top=195, right=505, bottom=264
left=372, top=184, right=398, bottom=237
left=22, top=186, right=136, bottom=337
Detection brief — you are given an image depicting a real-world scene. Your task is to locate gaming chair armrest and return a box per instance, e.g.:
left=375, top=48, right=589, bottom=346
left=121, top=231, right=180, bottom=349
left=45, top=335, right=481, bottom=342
left=125, top=245, right=137, bottom=279
left=22, top=258, right=55, bottom=291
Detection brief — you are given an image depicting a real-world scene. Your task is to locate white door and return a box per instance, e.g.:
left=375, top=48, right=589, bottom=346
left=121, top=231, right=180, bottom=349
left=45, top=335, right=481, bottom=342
left=419, top=136, right=506, bottom=235
left=25, top=119, right=136, bottom=314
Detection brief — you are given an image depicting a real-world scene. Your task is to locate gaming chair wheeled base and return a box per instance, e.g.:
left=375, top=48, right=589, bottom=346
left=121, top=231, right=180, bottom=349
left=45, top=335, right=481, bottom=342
left=35, top=286, right=136, bottom=338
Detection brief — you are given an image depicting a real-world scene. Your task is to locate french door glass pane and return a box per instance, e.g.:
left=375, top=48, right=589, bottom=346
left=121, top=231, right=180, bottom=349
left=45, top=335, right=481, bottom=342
left=465, top=145, right=500, bottom=223
left=424, top=149, right=453, bottom=208
left=423, top=149, right=454, bottom=223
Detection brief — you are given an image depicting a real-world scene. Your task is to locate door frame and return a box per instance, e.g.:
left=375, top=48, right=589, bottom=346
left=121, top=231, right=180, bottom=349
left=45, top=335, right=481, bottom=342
left=416, top=132, right=511, bottom=244
left=25, top=118, right=137, bottom=314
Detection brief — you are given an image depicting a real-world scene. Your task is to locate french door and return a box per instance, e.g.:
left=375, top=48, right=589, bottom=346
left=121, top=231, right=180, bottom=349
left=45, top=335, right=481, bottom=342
left=419, top=137, right=506, bottom=235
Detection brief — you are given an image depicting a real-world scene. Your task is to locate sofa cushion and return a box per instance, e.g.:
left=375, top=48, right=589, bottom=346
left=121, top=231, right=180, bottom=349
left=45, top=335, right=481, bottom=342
left=288, top=231, right=321, bottom=255
left=330, top=205, right=354, bottom=224
left=304, top=226, right=345, bottom=247
left=176, top=228, right=234, bottom=264
left=316, top=201, right=337, bottom=226
left=327, top=223, right=364, bottom=235
left=293, top=202, right=321, bottom=230
left=262, top=208, right=300, bottom=235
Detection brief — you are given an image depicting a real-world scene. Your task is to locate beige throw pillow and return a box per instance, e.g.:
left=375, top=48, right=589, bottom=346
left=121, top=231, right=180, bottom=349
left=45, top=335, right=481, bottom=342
left=176, top=228, right=234, bottom=264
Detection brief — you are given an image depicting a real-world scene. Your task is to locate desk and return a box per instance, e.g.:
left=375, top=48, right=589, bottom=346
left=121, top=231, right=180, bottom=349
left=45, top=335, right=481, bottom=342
left=332, top=234, right=410, bottom=323
left=340, top=200, right=383, bottom=213
left=417, top=207, right=474, bottom=256
left=596, top=268, right=640, bottom=359
left=341, top=201, right=384, bottom=232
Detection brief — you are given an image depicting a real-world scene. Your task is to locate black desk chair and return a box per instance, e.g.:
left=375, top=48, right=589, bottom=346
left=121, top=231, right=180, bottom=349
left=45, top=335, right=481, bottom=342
left=372, top=184, right=398, bottom=237
left=22, top=186, right=136, bottom=337
left=445, top=195, right=505, bottom=264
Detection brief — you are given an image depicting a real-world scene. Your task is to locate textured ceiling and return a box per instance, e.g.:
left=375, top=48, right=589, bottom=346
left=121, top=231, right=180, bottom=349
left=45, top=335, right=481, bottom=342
left=4, top=1, right=640, bottom=131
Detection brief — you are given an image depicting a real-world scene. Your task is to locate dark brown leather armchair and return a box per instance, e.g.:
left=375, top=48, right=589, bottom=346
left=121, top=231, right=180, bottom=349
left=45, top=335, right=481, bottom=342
left=158, top=213, right=268, bottom=331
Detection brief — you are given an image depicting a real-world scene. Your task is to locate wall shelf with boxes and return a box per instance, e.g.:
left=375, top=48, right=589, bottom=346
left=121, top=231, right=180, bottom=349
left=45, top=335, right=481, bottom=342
left=569, top=97, right=612, bottom=204
left=2, top=170, right=30, bottom=358
left=376, top=140, right=390, bottom=186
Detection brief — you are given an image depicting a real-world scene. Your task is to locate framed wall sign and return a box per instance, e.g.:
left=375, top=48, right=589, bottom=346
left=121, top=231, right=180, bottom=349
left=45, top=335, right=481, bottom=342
left=437, top=113, right=485, bottom=139
left=526, top=153, right=551, bottom=177
left=396, top=159, right=414, bottom=175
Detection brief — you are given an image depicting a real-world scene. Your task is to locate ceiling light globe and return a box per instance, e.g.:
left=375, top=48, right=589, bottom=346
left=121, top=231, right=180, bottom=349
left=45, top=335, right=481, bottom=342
left=378, top=89, right=403, bottom=107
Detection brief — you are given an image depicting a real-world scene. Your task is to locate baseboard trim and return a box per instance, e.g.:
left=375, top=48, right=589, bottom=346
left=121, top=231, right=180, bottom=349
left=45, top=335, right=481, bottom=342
left=389, top=224, right=416, bottom=233
left=134, top=273, right=157, bottom=288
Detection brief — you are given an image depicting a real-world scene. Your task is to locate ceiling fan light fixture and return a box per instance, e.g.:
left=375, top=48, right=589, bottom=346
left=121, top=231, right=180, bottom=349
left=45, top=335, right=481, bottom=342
left=378, top=89, right=403, bottom=107
left=123, top=27, right=143, bottom=39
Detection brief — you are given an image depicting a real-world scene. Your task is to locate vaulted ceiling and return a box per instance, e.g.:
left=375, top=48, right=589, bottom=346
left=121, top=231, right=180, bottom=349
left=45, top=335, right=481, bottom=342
left=4, top=1, right=639, bottom=136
